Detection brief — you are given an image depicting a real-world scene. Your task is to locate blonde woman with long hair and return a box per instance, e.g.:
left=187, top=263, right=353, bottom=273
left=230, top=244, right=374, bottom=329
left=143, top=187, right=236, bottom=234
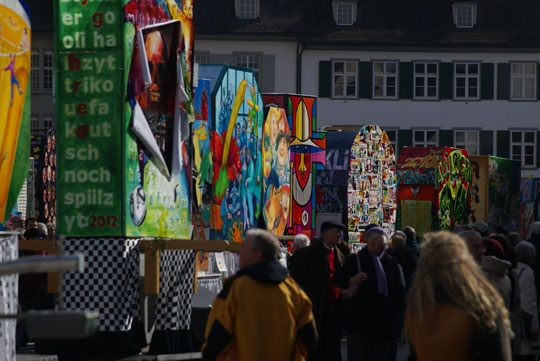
left=405, top=231, right=512, bottom=361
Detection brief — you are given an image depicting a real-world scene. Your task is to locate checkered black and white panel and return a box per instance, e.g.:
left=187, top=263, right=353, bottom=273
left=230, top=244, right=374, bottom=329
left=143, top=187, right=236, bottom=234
left=0, top=233, right=18, bottom=361
left=155, top=250, right=196, bottom=331
left=62, top=238, right=140, bottom=332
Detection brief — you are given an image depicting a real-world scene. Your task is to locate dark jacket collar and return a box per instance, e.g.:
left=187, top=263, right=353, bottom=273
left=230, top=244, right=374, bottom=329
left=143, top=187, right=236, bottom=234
left=313, top=238, right=346, bottom=265
left=237, top=260, right=288, bottom=284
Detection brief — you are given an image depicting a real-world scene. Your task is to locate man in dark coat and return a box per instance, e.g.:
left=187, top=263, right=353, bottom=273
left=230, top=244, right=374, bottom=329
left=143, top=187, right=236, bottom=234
left=290, top=221, right=346, bottom=361
left=332, top=227, right=404, bottom=361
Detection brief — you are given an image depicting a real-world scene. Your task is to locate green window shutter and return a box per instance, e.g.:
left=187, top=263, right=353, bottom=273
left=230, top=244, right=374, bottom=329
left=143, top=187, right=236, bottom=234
left=497, top=63, right=510, bottom=100
left=358, top=61, right=372, bottom=99
left=318, top=61, right=331, bottom=98
left=439, top=130, right=454, bottom=147
left=399, top=62, right=413, bottom=99
left=497, top=130, right=510, bottom=158
left=398, top=129, right=412, bottom=154
left=481, top=63, right=494, bottom=100
left=480, top=130, right=494, bottom=155
left=439, top=62, right=453, bottom=100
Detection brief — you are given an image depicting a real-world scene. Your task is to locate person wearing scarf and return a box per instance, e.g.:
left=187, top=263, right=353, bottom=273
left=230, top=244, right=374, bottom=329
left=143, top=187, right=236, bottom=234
left=332, top=227, right=405, bottom=361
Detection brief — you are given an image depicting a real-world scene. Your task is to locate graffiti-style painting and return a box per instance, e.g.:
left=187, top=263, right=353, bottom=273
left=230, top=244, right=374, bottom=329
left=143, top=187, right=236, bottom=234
left=125, top=0, right=194, bottom=103
left=397, top=147, right=471, bottom=234
left=469, top=156, right=489, bottom=223
left=124, top=1, right=193, bottom=237
left=262, top=107, right=291, bottom=236
left=347, top=125, right=396, bottom=242
left=316, top=131, right=357, bottom=235
left=397, top=147, right=442, bottom=234
left=192, top=79, right=212, bottom=238
left=199, top=65, right=264, bottom=242
left=436, top=148, right=472, bottom=229
left=488, top=157, right=520, bottom=231
left=137, top=22, right=180, bottom=175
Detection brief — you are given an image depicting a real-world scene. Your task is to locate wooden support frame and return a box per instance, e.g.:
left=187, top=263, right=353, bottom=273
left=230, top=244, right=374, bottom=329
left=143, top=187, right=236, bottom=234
left=18, top=238, right=242, bottom=295
left=139, top=239, right=241, bottom=294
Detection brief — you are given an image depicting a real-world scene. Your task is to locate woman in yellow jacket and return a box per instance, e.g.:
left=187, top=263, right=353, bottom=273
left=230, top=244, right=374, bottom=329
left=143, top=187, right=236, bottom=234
left=405, top=231, right=512, bottom=361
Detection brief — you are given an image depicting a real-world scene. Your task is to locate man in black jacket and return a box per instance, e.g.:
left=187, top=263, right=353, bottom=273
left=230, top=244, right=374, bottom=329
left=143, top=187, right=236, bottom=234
left=332, top=227, right=404, bottom=361
left=290, top=221, right=347, bottom=361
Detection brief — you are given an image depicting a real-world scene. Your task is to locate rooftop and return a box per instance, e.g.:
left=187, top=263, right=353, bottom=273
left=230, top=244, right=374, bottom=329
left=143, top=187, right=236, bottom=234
left=195, top=0, right=540, bottom=47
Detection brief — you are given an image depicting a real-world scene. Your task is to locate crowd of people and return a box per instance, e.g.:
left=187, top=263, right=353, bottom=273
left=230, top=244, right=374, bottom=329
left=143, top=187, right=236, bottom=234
left=4, top=214, right=55, bottom=240
left=203, top=221, right=540, bottom=361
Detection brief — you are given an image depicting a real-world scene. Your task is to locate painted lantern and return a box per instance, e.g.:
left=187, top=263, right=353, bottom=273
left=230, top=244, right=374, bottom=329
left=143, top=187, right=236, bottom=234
left=470, top=155, right=521, bottom=232
left=347, top=125, right=396, bottom=242
left=198, top=65, right=264, bottom=242
left=488, top=156, right=521, bottom=231
left=397, top=147, right=472, bottom=235
left=263, top=94, right=326, bottom=239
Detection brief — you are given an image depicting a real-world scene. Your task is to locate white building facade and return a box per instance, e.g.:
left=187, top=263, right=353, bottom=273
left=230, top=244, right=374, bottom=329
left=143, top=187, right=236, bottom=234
left=195, top=0, right=540, bottom=176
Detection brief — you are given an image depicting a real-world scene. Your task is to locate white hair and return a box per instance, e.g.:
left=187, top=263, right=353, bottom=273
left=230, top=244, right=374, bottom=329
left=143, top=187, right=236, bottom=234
left=515, top=241, right=536, bottom=266
left=531, top=222, right=540, bottom=235
left=293, top=233, right=310, bottom=249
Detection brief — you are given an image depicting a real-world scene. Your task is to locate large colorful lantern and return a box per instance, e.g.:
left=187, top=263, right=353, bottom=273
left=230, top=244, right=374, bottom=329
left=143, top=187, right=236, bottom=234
left=263, top=94, right=326, bottom=238
left=347, top=125, right=396, bottom=241
left=197, top=65, right=264, bottom=242
left=397, top=147, right=472, bottom=235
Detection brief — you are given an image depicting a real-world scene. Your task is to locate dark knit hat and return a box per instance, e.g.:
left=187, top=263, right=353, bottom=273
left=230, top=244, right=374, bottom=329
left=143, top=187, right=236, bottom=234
left=364, top=227, right=389, bottom=240
left=320, top=221, right=346, bottom=233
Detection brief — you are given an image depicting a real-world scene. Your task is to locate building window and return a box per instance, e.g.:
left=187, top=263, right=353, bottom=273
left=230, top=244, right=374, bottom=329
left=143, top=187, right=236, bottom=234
left=511, top=63, right=537, bottom=100
left=373, top=61, right=398, bottom=99
left=511, top=130, right=536, bottom=168
left=332, top=60, right=357, bottom=98
left=454, top=63, right=479, bottom=99
left=414, top=62, right=438, bottom=99
left=333, top=1, right=356, bottom=26
left=235, top=54, right=261, bottom=84
left=236, top=0, right=257, bottom=19
left=31, top=114, right=40, bottom=135
left=454, top=129, right=479, bottom=155
left=43, top=116, right=54, bottom=130
left=385, top=128, right=398, bottom=156
left=413, top=129, right=438, bottom=147
left=452, top=3, right=477, bottom=28
left=194, top=53, right=209, bottom=64
left=31, top=50, right=40, bottom=91
left=43, top=51, right=53, bottom=90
